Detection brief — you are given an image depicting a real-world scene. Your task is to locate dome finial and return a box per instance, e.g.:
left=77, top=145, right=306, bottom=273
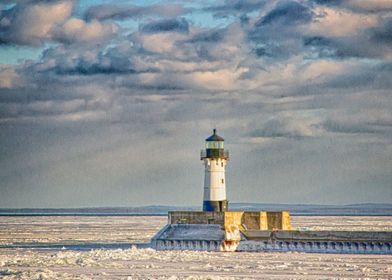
left=213, top=128, right=216, bottom=135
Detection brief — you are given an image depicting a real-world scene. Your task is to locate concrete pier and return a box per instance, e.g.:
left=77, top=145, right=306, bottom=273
left=151, top=225, right=392, bottom=254
left=151, top=211, right=392, bottom=254
left=168, top=211, right=292, bottom=230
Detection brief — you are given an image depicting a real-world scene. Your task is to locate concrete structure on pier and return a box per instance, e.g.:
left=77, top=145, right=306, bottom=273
left=168, top=211, right=292, bottom=231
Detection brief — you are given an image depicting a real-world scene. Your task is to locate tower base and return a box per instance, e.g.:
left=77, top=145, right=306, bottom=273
left=203, top=200, right=228, bottom=212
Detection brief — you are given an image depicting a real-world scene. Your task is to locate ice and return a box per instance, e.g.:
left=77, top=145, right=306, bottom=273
left=290, top=216, right=392, bottom=231
left=0, top=216, right=166, bottom=246
left=1, top=215, right=392, bottom=279
left=154, top=224, right=225, bottom=240
left=1, top=247, right=391, bottom=279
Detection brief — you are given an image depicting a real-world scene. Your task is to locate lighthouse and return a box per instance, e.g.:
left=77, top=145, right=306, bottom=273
left=200, top=129, right=229, bottom=212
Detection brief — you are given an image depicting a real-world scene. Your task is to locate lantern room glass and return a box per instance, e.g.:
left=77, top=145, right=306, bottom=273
left=205, top=141, right=224, bottom=149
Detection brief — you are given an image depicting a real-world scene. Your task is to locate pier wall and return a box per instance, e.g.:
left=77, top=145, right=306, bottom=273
left=151, top=224, right=392, bottom=254
left=168, top=211, right=224, bottom=225
left=243, top=230, right=392, bottom=242
left=168, top=211, right=292, bottom=230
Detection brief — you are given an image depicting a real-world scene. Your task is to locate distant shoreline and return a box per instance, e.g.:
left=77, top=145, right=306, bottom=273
left=1, top=203, right=392, bottom=216
left=1, top=213, right=391, bottom=217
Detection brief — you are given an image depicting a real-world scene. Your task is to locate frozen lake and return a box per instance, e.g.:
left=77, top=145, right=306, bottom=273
left=1, top=215, right=392, bottom=279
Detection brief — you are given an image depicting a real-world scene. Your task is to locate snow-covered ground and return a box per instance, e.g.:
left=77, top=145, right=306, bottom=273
left=290, top=215, right=392, bottom=231
left=1, top=216, right=392, bottom=279
left=0, top=216, right=166, bottom=246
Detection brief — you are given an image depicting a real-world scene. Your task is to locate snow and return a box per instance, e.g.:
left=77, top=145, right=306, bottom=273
left=1, top=247, right=391, bottom=279
left=0, top=216, right=166, bottom=246
left=290, top=216, right=392, bottom=231
left=1, top=215, right=392, bottom=279
left=154, top=224, right=225, bottom=240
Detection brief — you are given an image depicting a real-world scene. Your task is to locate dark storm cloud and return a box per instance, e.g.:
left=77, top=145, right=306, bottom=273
left=247, top=1, right=389, bottom=61
left=139, top=18, right=189, bottom=34
left=39, top=48, right=159, bottom=76
left=205, top=0, right=267, bottom=17
left=187, top=29, right=226, bottom=43
left=303, top=36, right=331, bottom=48
left=309, top=26, right=392, bottom=59
left=247, top=1, right=315, bottom=59
left=84, top=4, right=188, bottom=21
left=312, top=0, right=342, bottom=5
left=301, top=14, right=392, bottom=60
left=248, top=119, right=312, bottom=139
left=322, top=120, right=379, bottom=135
left=54, top=64, right=138, bottom=75
left=321, top=109, right=392, bottom=139
left=303, top=36, right=336, bottom=58
left=257, top=1, right=313, bottom=26
left=179, top=28, right=231, bottom=61
left=340, top=22, right=392, bottom=59
left=371, top=17, right=392, bottom=44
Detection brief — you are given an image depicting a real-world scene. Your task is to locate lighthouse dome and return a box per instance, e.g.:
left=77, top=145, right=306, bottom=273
left=201, top=129, right=229, bottom=159
left=205, top=129, right=224, bottom=142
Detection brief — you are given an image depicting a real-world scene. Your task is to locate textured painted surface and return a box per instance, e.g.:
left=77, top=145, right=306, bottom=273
left=169, top=211, right=292, bottom=230
left=168, top=211, right=224, bottom=225
left=224, top=211, right=244, bottom=230
left=243, top=230, right=392, bottom=242
left=267, top=211, right=292, bottom=230
left=203, top=158, right=227, bottom=203
left=202, top=200, right=228, bottom=212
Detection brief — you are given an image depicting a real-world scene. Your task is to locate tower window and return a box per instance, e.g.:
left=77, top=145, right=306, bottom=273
left=221, top=179, right=224, bottom=184
left=221, top=162, right=223, bottom=167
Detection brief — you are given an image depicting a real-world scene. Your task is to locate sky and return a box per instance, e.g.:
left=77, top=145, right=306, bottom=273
left=0, top=0, right=391, bottom=208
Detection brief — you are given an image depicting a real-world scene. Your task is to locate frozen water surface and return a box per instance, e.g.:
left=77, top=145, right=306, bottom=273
left=0, top=216, right=166, bottom=246
left=1, top=216, right=392, bottom=279
left=290, top=215, right=392, bottom=231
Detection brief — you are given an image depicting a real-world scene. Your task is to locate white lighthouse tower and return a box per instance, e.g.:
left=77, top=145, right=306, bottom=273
left=200, top=129, right=229, bottom=212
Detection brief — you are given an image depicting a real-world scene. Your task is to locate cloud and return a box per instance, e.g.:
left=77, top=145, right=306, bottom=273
left=321, top=104, right=392, bottom=139
left=371, top=17, right=392, bottom=44
left=0, top=0, right=120, bottom=46
left=247, top=1, right=315, bottom=60
left=323, top=120, right=379, bottom=135
left=181, top=23, right=247, bottom=62
left=0, top=0, right=73, bottom=46
left=139, top=18, right=189, bottom=34
left=52, top=18, right=119, bottom=44
left=302, top=7, right=392, bottom=59
left=346, top=0, right=392, bottom=13
left=206, top=0, right=267, bottom=17
left=248, top=118, right=315, bottom=138
left=338, top=17, right=392, bottom=59
left=315, top=0, right=392, bottom=13
left=187, top=29, right=226, bottom=43
left=84, top=3, right=188, bottom=21
left=0, top=66, right=22, bottom=88
left=256, top=1, right=313, bottom=26
left=247, top=1, right=391, bottom=61
left=307, top=6, right=378, bottom=37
